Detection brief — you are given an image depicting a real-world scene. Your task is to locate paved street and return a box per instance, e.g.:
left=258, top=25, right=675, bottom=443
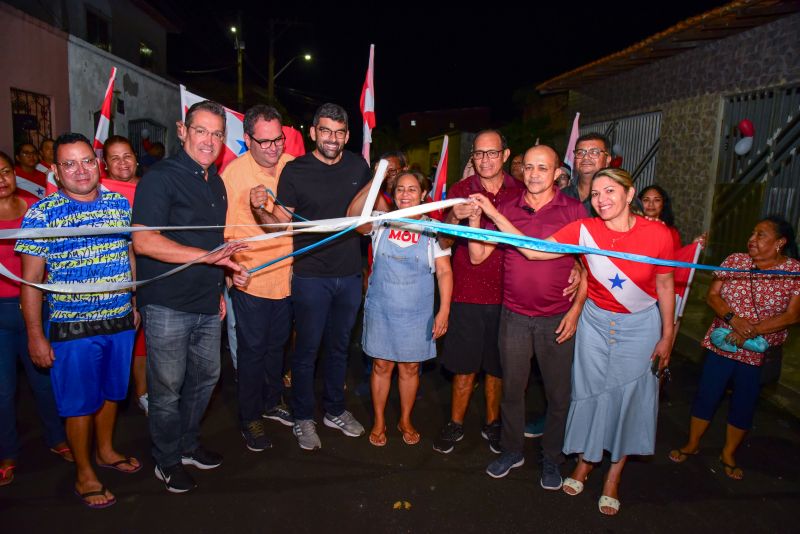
left=3, top=340, right=799, bottom=533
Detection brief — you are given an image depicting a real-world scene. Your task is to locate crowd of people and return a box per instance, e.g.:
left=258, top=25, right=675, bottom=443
left=1, top=99, right=798, bottom=517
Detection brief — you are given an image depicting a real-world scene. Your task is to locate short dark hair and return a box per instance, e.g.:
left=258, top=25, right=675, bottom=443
left=473, top=129, right=508, bottom=151
left=313, top=103, right=348, bottom=128
left=15, top=142, right=36, bottom=156
left=185, top=100, right=227, bottom=130
left=39, top=138, right=54, bottom=150
left=639, top=184, right=675, bottom=228
left=391, top=170, right=431, bottom=196
left=243, top=105, right=283, bottom=137
left=102, top=135, right=134, bottom=160
left=576, top=132, right=611, bottom=152
left=0, top=151, right=13, bottom=168
left=53, top=133, right=93, bottom=163
left=762, top=215, right=798, bottom=259
left=379, top=150, right=407, bottom=168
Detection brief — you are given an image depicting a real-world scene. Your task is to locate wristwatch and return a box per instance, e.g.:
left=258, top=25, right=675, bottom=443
left=723, top=311, right=735, bottom=323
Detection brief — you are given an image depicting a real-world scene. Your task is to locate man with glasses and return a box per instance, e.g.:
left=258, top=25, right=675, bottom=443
left=251, top=103, right=372, bottom=450
left=562, top=133, right=612, bottom=214
left=433, top=129, right=523, bottom=455
left=132, top=100, right=250, bottom=493
left=221, top=105, right=295, bottom=452
left=16, top=132, right=140, bottom=508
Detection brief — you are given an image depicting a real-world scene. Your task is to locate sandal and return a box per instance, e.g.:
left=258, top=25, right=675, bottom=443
left=0, top=464, right=15, bottom=487
left=562, top=477, right=586, bottom=496
left=96, top=456, right=142, bottom=474
left=719, top=457, right=744, bottom=480
left=369, top=428, right=387, bottom=447
left=668, top=448, right=698, bottom=463
left=74, top=485, right=116, bottom=509
left=598, top=495, right=621, bottom=515
left=397, top=424, right=420, bottom=446
left=50, top=445, right=75, bottom=463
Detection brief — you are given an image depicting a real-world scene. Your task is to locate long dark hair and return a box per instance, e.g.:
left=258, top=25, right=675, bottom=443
left=638, top=184, right=675, bottom=228
left=762, top=215, right=798, bottom=259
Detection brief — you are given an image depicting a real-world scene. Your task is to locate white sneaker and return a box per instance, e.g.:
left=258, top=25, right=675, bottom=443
left=138, top=393, right=149, bottom=416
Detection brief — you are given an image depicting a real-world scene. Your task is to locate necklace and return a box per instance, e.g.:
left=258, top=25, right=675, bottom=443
left=608, top=215, right=635, bottom=249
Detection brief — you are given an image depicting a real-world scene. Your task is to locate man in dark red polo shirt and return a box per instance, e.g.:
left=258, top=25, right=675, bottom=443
left=467, top=145, right=588, bottom=488
left=433, top=129, right=524, bottom=455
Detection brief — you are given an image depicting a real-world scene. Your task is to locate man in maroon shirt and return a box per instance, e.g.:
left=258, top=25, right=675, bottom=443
left=433, top=130, right=524, bottom=455
left=467, top=145, right=588, bottom=488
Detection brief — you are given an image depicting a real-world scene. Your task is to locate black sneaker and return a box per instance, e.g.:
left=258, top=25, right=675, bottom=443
left=241, top=420, right=272, bottom=452
left=155, top=463, right=197, bottom=494
left=432, top=421, right=464, bottom=454
left=181, top=446, right=223, bottom=470
left=481, top=420, right=502, bottom=454
left=262, top=404, right=294, bottom=427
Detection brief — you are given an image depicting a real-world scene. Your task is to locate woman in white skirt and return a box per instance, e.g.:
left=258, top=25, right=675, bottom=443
left=471, top=167, right=675, bottom=515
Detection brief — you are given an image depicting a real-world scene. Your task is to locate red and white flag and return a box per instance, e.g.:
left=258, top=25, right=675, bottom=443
left=94, top=67, right=117, bottom=159
left=429, top=135, right=449, bottom=220
left=563, top=112, right=581, bottom=170
left=673, top=242, right=703, bottom=321
left=180, top=85, right=305, bottom=173
left=359, top=44, right=376, bottom=165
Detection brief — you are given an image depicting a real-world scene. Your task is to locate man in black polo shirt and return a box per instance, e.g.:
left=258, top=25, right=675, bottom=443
left=250, top=103, right=371, bottom=450
left=132, top=100, right=249, bottom=493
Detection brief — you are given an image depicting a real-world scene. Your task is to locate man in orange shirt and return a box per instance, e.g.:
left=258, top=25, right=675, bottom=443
left=221, top=105, right=295, bottom=452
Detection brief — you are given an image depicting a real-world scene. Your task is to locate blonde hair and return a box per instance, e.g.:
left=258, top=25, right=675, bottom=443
left=592, top=167, right=643, bottom=216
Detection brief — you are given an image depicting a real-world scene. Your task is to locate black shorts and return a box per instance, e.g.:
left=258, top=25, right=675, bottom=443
left=440, top=302, right=502, bottom=377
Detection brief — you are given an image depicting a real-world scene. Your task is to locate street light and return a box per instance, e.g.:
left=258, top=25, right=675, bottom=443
left=231, top=25, right=245, bottom=110
left=273, top=53, right=312, bottom=81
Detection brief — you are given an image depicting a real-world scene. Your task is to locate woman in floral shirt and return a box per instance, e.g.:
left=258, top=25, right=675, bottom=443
left=669, top=216, right=800, bottom=479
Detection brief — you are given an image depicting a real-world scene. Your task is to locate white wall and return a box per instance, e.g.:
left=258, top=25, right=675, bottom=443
left=67, top=35, right=179, bottom=154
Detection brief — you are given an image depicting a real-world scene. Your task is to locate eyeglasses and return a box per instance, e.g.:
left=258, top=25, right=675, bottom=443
left=573, top=148, right=608, bottom=159
left=250, top=134, right=285, bottom=149
left=472, top=150, right=502, bottom=160
left=55, top=157, right=98, bottom=173
left=19, top=150, right=38, bottom=157
left=189, top=125, right=226, bottom=142
left=316, top=126, right=347, bottom=140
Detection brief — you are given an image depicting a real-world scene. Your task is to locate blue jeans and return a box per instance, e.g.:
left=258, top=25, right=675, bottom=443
left=291, top=274, right=361, bottom=421
left=231, top=289, right=292, bottom=424
left=0, top=298, right=65, bottom=459
left=142, top=305, right=221, bottom=468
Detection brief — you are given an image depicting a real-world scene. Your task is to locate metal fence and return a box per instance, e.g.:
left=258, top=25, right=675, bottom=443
left=581, top=111, right=662, bottom=189
left=128, top=118, right=167, bottom=160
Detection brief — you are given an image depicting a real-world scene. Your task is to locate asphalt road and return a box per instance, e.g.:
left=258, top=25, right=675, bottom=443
left=3, top=341, right=799, bottom=533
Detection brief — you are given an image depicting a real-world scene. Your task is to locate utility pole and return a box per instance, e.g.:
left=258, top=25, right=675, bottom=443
left=232, top=12, right=244, bottom=111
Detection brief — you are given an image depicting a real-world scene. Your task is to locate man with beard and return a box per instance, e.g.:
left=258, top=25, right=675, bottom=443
left=562, top=133, right=612, bottom=215
left=251, top=103, right=372, bottom=450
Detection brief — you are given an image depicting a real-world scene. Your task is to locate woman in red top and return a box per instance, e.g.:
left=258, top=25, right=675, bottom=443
left=0, top=151, right=72, bottom=486
left=471, top=167, right=675, bottom=516
left=669, top=216, right=800, bottom=479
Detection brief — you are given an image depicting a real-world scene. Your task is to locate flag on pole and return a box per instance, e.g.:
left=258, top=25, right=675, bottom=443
left=359, top=44, right=376, bottom=165
left=180, top=85, right=305, bottom=173
left=429, top=135, right=449, bottom=220
left=563, top=112, right=581, bottom=171
left=93, top=67, right=118, bottom=159
left=673, top=242, right=703, bottom=322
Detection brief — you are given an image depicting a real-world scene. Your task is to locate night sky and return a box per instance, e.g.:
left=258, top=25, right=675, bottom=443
left=160, top=1, right=730, bottom=127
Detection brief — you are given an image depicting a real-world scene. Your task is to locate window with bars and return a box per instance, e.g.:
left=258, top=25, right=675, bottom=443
left=10, top=88, right=52, bottom=149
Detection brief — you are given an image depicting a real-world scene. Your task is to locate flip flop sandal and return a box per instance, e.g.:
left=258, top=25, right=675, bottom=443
left=668, top=448, right=699, bottom=463
left=719, top=458, right=744, bottom=480
left=562, top=477, right=586, bottom=496
left=97, top=456, right=142, bottom=474
left=598, top=495, right=621, bottom=515
left=50, top=446, right=75, bottom=463
left=74, top=486, right=117, bottom=509
left=0, top=465, right=15, bottom=487
left=397, top=425, right=420, bottom=446
left=369, top=428, right=387, bottom=447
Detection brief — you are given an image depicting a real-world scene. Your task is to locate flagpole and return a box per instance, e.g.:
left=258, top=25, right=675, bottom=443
left=360, top=44, right=375, bottom=165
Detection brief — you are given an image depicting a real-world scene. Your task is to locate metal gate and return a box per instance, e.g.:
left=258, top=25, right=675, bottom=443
left=128, top=118, right=167, bottom=160
left=581, top=111, right=661, bottom=189
left=707, top=85, right=800, bottom=264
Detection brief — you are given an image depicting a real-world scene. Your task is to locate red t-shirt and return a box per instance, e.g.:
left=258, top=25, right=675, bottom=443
left=0, top=195, right=36, bottom=298
left=447, top=172, right=524, bottom=305
left=552, top=216, right=674, bottom=313
left=101, top=178, right=138, bottom=208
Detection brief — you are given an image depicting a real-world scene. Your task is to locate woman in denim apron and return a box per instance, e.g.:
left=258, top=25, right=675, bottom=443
left=359, top=171, right=452, bottom=447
